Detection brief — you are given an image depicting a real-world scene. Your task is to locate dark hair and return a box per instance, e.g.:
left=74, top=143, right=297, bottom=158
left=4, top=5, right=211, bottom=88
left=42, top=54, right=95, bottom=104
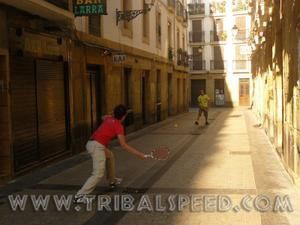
left=113, top=104, right=128, bottom=120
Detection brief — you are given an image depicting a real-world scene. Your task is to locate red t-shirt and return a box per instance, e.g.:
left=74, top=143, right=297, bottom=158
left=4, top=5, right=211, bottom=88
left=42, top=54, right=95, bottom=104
left=91, top=116, right=124, bottom=146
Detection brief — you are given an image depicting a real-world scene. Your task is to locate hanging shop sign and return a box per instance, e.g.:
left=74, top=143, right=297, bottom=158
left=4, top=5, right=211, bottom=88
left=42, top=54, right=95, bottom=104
left=74, top=0, right=107, bottom=17
left=112, top=53, right=127, bottom=64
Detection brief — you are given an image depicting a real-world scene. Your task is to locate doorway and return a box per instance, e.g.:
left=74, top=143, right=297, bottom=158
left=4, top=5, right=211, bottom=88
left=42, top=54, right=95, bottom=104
left=239, top=78, right=250, bottom=106
left=168, top=73, right=172, bottom=116
left=87, top=65, right=103, bottom=133
left=191, top=79, right=206, bottom=107
left=142, top=70, right=150, bottom=124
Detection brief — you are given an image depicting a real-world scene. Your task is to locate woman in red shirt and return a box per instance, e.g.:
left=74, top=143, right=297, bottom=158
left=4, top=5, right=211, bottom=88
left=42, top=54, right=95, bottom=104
left=74, top=105, right=146, bottom=203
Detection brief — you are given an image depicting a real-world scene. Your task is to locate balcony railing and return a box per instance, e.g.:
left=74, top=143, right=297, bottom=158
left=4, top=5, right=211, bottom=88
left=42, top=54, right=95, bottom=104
left=183, top=9, right=188, bottom=23
left=210, top=2, right=226, bottom=14
left=177, top=49, right=189, bottom=67
left=210, top=60, right=227, bottom=70
left=232, top=0, right=248, bottom=12
left=189, top=31, right=205, bottom=43
left=45, top=0, right=69, bottom=10
left=210, top=30, right=227, bottom=42
left=234, top=29, right=249, bottom=41
left=188, top=3, right=205, bottom=15
left=189, top=56, right=206, bottom=71
left=168, top=0, right=176, bottom=9
left=232, top=60, right=250, bottom=70
left=176, top=1, right=185, bottom=18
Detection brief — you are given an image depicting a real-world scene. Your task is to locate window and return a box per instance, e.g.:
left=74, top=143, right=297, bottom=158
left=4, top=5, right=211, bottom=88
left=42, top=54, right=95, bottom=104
left=177, top=28, right=180, bottom=50
left=168, top=21, right=172, bottom=47
left=182, top=35, right=185, bottom=51
left=235, top=16, right=247, bottom=40
left=143, top=1, right=150, bottom=40
left=88, top=16, right=101, bottom=37
left=123, top=0, right=132, bottom=30
left=156, top=11, right=162, bottom=47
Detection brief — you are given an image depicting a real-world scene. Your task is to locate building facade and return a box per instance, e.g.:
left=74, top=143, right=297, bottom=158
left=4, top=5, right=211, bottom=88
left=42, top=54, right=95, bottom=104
left=188, top=0, right=252, bottom=107
left=73, top=0, right=189, bottom=148
left=250, top=0, right=300, bottom=185
left=0, top=0, right=189, bottom=182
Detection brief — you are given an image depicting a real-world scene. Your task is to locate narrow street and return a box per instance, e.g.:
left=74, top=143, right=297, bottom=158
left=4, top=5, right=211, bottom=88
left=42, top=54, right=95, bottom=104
left=0, top=108, right=299, bottom=225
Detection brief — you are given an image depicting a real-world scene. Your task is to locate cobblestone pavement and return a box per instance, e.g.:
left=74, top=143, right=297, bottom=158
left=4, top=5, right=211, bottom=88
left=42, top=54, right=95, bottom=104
left=0, top=108, right=299, bottom=225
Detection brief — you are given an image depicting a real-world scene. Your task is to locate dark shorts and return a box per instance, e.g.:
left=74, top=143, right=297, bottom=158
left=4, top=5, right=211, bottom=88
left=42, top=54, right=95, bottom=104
left=198, top=107, right=208, bottom=117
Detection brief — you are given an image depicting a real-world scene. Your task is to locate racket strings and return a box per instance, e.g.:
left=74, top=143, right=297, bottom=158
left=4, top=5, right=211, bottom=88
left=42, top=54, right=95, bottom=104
left=152, top=147, right=170, bottom=160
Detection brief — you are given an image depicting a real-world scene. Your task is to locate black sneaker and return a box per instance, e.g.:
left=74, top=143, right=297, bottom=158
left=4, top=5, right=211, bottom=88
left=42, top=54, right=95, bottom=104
left=194, top=121, right=199, bottom=125
left=205, top=121, right=209, bottom=125
left=73, top=195, right=86, bottom=204
left=109, top=177, right=123, bottom=190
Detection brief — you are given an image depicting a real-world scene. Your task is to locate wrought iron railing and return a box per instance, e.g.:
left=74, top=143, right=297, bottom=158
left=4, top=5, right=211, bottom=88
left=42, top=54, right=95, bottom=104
left=189, top=56, right=206, bottom=71
left=188, top=3, right=205, bottom=15
left=210, top=30, right=227, bottom=42
left=189, top=31, right=205, bottom=43
left=210, top=60, right=227, bottom=70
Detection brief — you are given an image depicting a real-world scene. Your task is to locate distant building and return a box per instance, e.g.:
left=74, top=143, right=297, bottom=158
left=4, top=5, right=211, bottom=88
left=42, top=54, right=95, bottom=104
left=187, top=0, right=252, bottom=107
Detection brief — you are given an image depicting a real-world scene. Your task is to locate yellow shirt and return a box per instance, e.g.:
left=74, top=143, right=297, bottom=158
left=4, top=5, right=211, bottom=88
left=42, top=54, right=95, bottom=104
left=197, top=94, right=209, bottom=108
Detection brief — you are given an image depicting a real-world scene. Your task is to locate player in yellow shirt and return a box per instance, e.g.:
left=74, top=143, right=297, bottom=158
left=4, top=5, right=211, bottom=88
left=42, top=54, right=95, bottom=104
left=195, top=90, right=210, bottom=125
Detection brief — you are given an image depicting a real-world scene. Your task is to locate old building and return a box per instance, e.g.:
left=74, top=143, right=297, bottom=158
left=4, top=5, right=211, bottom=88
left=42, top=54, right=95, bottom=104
left=188, top=0, right=252, bottom=107
left=0, top=0, right=189, bottom=182
left=250, top=0, right=300, bottom=185
left=0, top=0, right=74, bottom=181
left=72, top=0, right=189, bottom=147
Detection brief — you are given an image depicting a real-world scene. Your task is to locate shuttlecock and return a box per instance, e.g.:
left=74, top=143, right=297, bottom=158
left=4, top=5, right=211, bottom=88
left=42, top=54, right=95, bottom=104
left=174, top=123, right=178, bottom=128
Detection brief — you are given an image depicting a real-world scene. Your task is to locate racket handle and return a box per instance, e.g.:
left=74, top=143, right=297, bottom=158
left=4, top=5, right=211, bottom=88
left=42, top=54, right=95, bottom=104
left=144, top=154, right=153, bottom=159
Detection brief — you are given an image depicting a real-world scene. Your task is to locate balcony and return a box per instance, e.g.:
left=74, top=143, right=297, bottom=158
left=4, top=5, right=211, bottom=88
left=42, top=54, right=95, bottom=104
left=168, top=0, right=176, bottom=10
left=234, top=29, right=249, bottom=41
left=232, top=60, right=250, bottom=71
left=210, top=2, right=226, bottom=14
left=210, top=30, right=227, bottom=42
left=232, top=0, right=248, bottom=12
left=189, top=56, right=206, bottom=71
left=210, top=60, right=227, bottom=71
left=177, top=49, right=189, bottom=67
left=188, top=3, right=205, bottom=15
left=189, top=31, right=205, bottom=43
left=176, top=1, right=185, bottom=20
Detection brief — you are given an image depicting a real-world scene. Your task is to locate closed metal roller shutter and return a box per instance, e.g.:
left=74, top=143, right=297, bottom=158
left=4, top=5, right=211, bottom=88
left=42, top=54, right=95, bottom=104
left=10, top=57, right=39, bottom=171
left=36, top=60, right=67, bottom=159
left=11, top=58, right=68, bottom=172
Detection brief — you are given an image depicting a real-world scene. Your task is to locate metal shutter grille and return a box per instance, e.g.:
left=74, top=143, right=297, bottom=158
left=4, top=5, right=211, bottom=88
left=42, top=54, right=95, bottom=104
left=11, top=57, right=39, bottom=170
left=36, top=60, right=67, bottom=159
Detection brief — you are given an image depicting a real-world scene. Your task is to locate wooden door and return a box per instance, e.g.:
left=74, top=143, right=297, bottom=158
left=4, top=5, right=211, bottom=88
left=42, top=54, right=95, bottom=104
left=239, top=78, right=250, bottom=106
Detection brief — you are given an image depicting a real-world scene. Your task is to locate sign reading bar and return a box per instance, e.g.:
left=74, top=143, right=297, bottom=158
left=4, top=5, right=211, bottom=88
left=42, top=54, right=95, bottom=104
left=74, top=0, right=107, bottom=17
left=113, top=54, right=127, bottom=64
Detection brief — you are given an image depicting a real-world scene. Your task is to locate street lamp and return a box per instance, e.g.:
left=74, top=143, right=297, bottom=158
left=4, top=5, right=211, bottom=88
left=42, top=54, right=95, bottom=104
left=232, top=25, right=239, bottom=38
left=116, top=0, right=155, bottom=25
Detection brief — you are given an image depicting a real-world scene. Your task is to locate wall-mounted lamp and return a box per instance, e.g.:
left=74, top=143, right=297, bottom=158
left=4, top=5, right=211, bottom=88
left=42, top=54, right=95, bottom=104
left=198, top=46, right=204, bottom=53
left=116, top=0, right=155, bottom=25
left=232, top=25, right=239, bottom=38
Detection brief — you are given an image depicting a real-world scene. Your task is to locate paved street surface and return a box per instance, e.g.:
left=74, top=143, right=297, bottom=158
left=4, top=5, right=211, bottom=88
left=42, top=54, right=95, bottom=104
left=0, top=108, right=300, bottom=225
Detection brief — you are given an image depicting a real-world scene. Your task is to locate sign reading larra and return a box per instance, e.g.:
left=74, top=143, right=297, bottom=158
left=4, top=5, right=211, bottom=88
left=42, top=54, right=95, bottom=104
left=74, top=0, right=107, bottom=17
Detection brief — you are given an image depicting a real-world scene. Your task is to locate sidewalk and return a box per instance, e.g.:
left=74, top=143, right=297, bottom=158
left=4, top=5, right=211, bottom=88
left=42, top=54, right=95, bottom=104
left=0, top=108, right=299, bottom=225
